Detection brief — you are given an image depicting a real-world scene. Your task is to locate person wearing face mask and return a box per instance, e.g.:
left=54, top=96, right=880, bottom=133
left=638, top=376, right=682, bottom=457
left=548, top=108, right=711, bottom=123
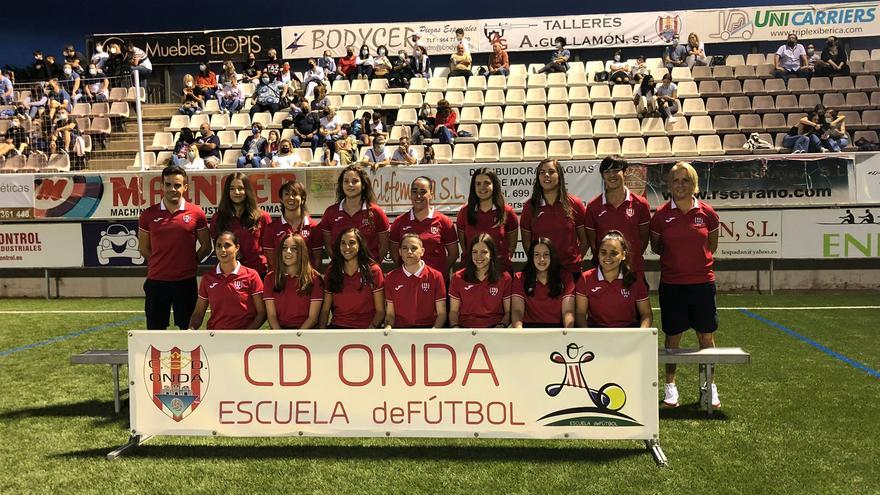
left=80, top=64, right=110, bottom=104
left=91, top=43, right=109, bottom=72
left=195, top=123, right=222, bottom=169
left=303, top=58, right=327, bottom=99
left=217, top=78, right=244, bottom=115
left=30, top=51, right=51, bottom=81
left=449, top=43, right=472, bottom=80
left=45, top=79, right=72, bottom=120
left=44, top=55, right=63, bottom=79
left=194, top=62, right=218, bottom=100
left=774, top=33, right=810, bottom=81
left=0, top=117, right=29, bottom=157
left=804, top=44, right=821, bottom=72
left=261, top=48, right=282, bottom=81
left=355, top=45, right=375, bottom=80
left=816, top=36, right=849, bottom=77
left=237, top=122, right=268, bottom=168
left=318, top=50, right=337, bottom=83
left=412, top=45, right=432, bottom=78
left=249, top=74, right=285, bottom=118
left=0, top=69, right=13, bottom=105
left=49, top=109, right=79, bottom=155
left=662, top=35, right=688, bottom=72
left=536, top=37, right=570, bottom=74
left=179, top=74, right=204, bottom=116
left=389, top=50, right=414, bottom=88
left=243, top=53, right=260, bottom=82
left=63, top=44, right=88, bottom=75
left=608, top=50, right=630, bottom=85
left=103, top=43, right=128, bottom=79
left=292, top=101, right=322, bottom=151
left=631, top=55, right=649, bottom=83
left=337, top=46, right=358, bottom=82
left=372, top=46, right=393, bottom=79
left=271, top=139, right=306, bottom=168
left=22, top=85, right=47, bottom=120
left=172, top=128, right=200, bottom=167
left=685, top=32, right=709, bottom=69
left=59, top=64, right=82, bottom=103
left=361, top=135, right=391, bottom=170
left=411, top=103, right=435, bottom=145
left=633, top=74, right=658, bottom=117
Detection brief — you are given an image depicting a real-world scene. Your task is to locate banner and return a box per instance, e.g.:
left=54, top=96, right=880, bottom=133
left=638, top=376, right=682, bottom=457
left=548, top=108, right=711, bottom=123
left=0, top=174, right=34, bottom=220
left=0, top=224, right=83, bottom=268
left=128, top=329, right=658, bottom=440
left=91, top=28, right=283, bottom=65
left=81, top=221, right=145, bottom=267
left=856, top=152, right=880, bottom=204
left=686, top=2, right=879, bottom=44
left=781, top=208, right=880, bottom=258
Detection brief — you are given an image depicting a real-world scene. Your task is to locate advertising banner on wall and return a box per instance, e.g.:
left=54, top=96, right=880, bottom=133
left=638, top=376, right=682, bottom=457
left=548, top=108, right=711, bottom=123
left=128, top=329, right=658, bottom=440
left=855, top=152, right=880, bottom=204
left=0, top=223, right=83, bottom=268
left=0, top=174, right=35, bottom=220
left=81, top=221, right=145, bottom=267
left=781, top=207, right=880, bottom=259
left=91, top=28, right=283, bottom=65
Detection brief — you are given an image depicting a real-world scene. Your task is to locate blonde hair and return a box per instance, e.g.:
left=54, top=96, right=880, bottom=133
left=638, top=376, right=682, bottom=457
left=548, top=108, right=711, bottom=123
left=669, top=161, right=700, bottom=194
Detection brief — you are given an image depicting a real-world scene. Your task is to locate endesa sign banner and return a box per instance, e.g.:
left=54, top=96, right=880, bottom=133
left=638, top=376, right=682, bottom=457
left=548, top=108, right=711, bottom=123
left=128, top=329, right=658, bottom=440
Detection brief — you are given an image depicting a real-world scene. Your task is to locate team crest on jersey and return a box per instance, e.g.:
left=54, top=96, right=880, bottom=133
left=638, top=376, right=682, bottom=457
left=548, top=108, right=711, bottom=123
left=183, top=214, right=192, bottom=224
left=430, top=226, right=440, bottom=235
left=144, top=346, right=209, bottom=422
left=620, top=288, right=630, bottom=298
left=421, top=282, right=430, bottom=292
left=626, top=207, right=634, bottom=218
left=695, top=217, right=704, bottom=226
left=233, top=280, right=243, bottom=290
left=489, top=287, right=499, bottom=296
left=362, top=217, right=371, bottom=226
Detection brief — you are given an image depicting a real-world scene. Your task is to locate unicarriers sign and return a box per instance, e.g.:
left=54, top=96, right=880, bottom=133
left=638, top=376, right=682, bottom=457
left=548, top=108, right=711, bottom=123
left=753, top=4, right=876, bottom=28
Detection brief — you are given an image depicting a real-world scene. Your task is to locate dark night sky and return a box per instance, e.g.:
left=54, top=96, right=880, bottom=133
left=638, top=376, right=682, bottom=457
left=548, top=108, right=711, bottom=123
left=1, top=0, right=816, bottom=68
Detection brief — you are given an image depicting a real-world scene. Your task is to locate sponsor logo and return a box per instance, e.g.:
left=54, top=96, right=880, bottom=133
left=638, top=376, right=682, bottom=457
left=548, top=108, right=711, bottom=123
left=464, top=284, right=474, bottom=291
left=96, top=224, right=144, bottom=265
left=591, top=287, right=601, bottom=293
left=656, top=15, right=682, bottom=42
left=709, top=9, right=754, bottom=40
left=209, top=283, right=219, bottom=288
left=153, top=217, right=163, bottom=223
left=665, top=217, right=675, bottom=223
left=395, top=284, right=404, bottom=291
left=598, top=210, right=608, bottom=217
left=145, top=346, right=209, bottom=422
left=334, top=216, right=344, bottom=222
left=430, top=226, right=440, bottom=235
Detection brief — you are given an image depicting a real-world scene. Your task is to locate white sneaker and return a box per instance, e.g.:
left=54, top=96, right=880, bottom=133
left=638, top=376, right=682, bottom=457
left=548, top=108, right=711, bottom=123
left=710, top=383, right=721, bottom=408
left=663, top=383, right=679, bottom=408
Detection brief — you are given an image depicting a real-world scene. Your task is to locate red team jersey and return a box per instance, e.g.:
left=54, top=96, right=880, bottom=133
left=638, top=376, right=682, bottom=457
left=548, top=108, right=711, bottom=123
left=512, top=271, right=575, bottom=325
left=384, top=263, right=447, bottom=327
left=455, top=204, right=519, bottom=272
left=261, top=215, right=322, bottom=253
left=263, top=271, right=324, bottom=328
left=320, top=202, right=390, bottom=261
left=519, top=194, right=587, bottom=272
left=138, top=199, right=208, bottom=281
left=210, top=210, right=272, bottom=275
left=649, top=198, right=719, bottom=284
left=325, top=263, right=385, bottom=329
left=197, top=263, right=264, bottom=330
left=584, top=189, right=651, bottom=273
left=389, top=208, right=458, bottom=275
left=448, top=270, right=512, bottom=327
left=576, top=268, right=648, bottom=327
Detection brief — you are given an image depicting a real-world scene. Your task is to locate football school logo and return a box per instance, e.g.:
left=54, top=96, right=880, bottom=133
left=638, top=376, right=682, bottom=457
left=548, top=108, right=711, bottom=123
left=430, top=226, right=440, bottom=235
left=626, top=207, right=634, bottom=218
left=421, top=282, right=430, bottom=292
left=144, top=346, right=209, bottom=422
left=489, top=287, right=499, bottom=296
left=539, top=343, right=641, bottom=427
left=183, top=214, right=192, bottom=224
left=695, top=217, right=704, bottom=226
left=621, top=288, right=630, bottom=298
left=233, top=280, right=243, bottom=290
left=656, top=15, right=681, bottom=42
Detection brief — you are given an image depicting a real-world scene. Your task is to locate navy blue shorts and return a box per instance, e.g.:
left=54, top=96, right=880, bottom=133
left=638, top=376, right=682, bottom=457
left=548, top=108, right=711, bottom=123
left=658, top=282, right=718, bottom=335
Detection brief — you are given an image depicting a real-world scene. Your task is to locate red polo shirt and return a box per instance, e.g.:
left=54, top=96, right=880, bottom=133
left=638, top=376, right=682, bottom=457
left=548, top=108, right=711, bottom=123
left=262, top=215, right=322, bottom=254
left=449, top=270, right=512, bottom=328
left=584, top=189, right=651, bottom=273
left=576, top=268, right=648, bottom=328
left=512, top=271, right=575, bottom=325
left=263, top=270, right=324, bottom=329
left=384, top=262, right=447, bottom=327
left=210, top=210, right=271, bottom=275
left=455, top=204, right=519, bottom=272
left=324, top=263, right=384, bottom=329
left=197, top=263, right=263, bottom=330
left=138, top=199, right=208, bottom=281
left=320, top=201, right=390, bottom=261
left=649, top=198, right=719, bottom=284
left=389, top=207, right=458, bottom=275
left=519, top=194, right=587, bottom=272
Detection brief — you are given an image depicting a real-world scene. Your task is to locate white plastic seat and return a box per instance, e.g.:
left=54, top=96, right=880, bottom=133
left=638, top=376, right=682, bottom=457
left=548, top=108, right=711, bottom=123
left=501, top=122, right=525, bottom=141
left=451, top=143, right=476, bottom=163
left=499, top=142, right=523, bottom=162
left=523, top=122, right=546, bottom=141
left=572, top=139, right=597, bottom=159
left=475, top=143, right=499, bottom=162
left=525, top=105, right=547, bottom=122
left=547, top=121, right=570, bottom=140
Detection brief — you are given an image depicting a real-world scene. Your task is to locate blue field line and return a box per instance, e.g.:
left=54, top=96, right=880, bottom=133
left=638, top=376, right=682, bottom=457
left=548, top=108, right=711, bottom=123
left=739, top=309, right=880, bottom=379
left=0, top=315, right=144, bottom=358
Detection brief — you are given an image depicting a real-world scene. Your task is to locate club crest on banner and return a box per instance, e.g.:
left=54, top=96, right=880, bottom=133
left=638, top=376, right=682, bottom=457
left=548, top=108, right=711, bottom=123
left=144, top=346, right=209, bottom=422
left=656, top=15, right=681, bottom=42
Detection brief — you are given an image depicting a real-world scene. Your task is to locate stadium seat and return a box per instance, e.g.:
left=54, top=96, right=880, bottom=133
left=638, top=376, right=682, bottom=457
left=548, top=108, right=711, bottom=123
left=463, top=90, right=484, bottom=107
left=527, top=73, right=547, bottom=89
left=617, top=118, right=641, bottom=137
left=798, top=93, right=821, bottom=111
left=507, top=74, right=527, bottom=90
left=387, top=125, right=410, bottom=144
left=697, top=135, right=723, bottom=155
left=565, top=87, right=588, bottom=104
left=433, top=144, right=452, bottom=163
left=822, top=93, right=846, bottom=110
left=775, top=94, right=799, bottom=112
left=476, top=143, right=499, bottom=163
left=547, top=121, right=570, bottom=140
left=547, top=87, right=568, bottom=104
left=682, top=98, right=707, bottom=116
left=500, top=142, right=523, bottom=161
left=641, top=117, right=666, bottom=136
left=589, top=85, right=611, bottom=102
left=862, top=111, right=880, bottom=129
left=401, top=92, right=423, bottom=109
left=369, top=78, right=389, bottom=94
left=427, top=77, right=447, bottom=93
left=840, top=111, right=863, bottom=130
left=570, top=120, right=594, bottom=139
left=592, top=102, right=614, bottom=119
left=692, top=65, right=713, bottom=81
left=762, top=113, right=789, bottom=132
left=738, top=114, right=763, bottom=133
left=216, top=130, right=236, bottom=148
left=713, top=114, right=737, bottom=134
left=855, top=75, right=879, bottom=92
left=671, top=67, right=693, bottom=82
left=698, top=80, right=722, bottom=97
left=852, top=130, right=879, bottom=144
left=526, top=88, right=547, bottom=105
left=509, top=64, right=528, bottom=76
left=107, top=102, right=130, bottom=119
left=455, top=124, right=477, bottom=143
left=849, top=50, right=870, bottom=62
left=689, top=115, right=715, bottom=135
left=746, top=53, right=767, bottom=65
left=451, top=143, right=475, bottom=163
left=567, top=72, right=588, bottom=87
left=71, top=103, right=90, bottom=117
left=279, top=129, right=295, bottom=143
left=270, top=112, right=288, bottom=129
left=222, top=150, right=241, bottom=168
left=677, top=81, right=699, bottom=99
left=251, top=112, right=272, bottom=129
left=502, top=122, right=525, bottom=141
left=596, top=138, right=621, bottom=157
left=45, top=153, right=70, bottom=173
left=735, top=65, right=757, bottom=80
left=148, top=132, right=173, bottom=151
left=672, top=136, right=698, bottom=155
left=109, top=87, right=128, bottom=101
left=482, top=106, right=503, bottom=123
left=349, top=79, right=369, bottom=95
left=187, top=114, right=209, bottom=130
left=872, top=91, right=880, bottom=107
left=547, top=73, right=567, bottom=88
left=810, top=77, right=833, bottom=93
left=87, top=117, right=112, bottom=138
left=424, top=91, right=442, bottom=107
left=503, top=106, right=525, bottom=123
left=523, top=121, right=546, bottom=141
left=506, top=89, right=526, bottom=106
left=525, top=105, right=547, bottom=122
left=666, top=116, right=690, bottom=136
left=712, top=66, right=735, bottom=80
left=850, top=61, right=867, bottom=76
left=786, top=113, right=808, bottom=128
left=467, top=76, right=487, bottom=91
left=340, top=94, right=362, bottom=110
left=569, top=103, right=591, bottom=120
left=788, top=78, right=809, bottom=94
left=720, top=80, right=743, bottom=96
left=729, top=96, right=752, bottom=114
left=444, top=91, right=464, bottom=107
left=764, top=78, right=787, bottom=95
left=478, top=123, right=500, bottom=142
left=832, top=76, right=856, bottom=93
left=846, top=92, right=871, bottom=111
left=329, top=79, right=350, bottom=95
left=611, top=84, right=633, bottom=101
left=621, top=137, right=647, bottom=158
left=484, top=89, right=506, bottom=106
left=547, top=104, right=569, bottom=121
left=723, top=134, right=750, bottom=155
left=646, top=136, right=673, bottom=157
left=201, top=99, right=219, bottom=115
left=382, top=93, right=403, bottom=110
left=752, top=95, right=776, bottom=113
left=460, top=107, right=482, bottom=124
left=395, top=108, right=417, bottom=125
left=166, top=115, right=189, bottom=132
left=547, top=140, right=572, bottom=160
left=706, top=97, right=729, bottom=115
left=408, top=77, right=428, bottom=93
left=613, top=101, right=638, bottom=119
left=523, top=141, right=548, bottom=161
left=594, top=119, right=618, bottom=138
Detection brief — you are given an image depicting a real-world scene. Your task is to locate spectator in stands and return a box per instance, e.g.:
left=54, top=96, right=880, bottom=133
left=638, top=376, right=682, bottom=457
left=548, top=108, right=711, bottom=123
left=373, top=46, right=393, bottom=79
left=433, top=99, right=457, bottom=145
left=633, top=74, right=657, bottom=117
left=290, top=101, right=321, bottom=151
left=411, top=34, right=427, bottom=59
left=243, top=53, right=260, bottom=82
left=310, top=85, right=329, bottom=111
left=271, top=139, right=306, bottom=167
left=650, top=161, right=721, bottom=409
left=685, top=33, right=709, bottom=68
left=816, top=36, right=849, bottom=77
left=361, top=134, right=391, bottom=169
left=390, top=135, right=418, bottom=166
left=783, top=112, right=823, bottom=153
left=126, top=41, right=153, bottom=87
left=80, top=63, right=109, bottom=103
left=337, top=46, right=358, bottom=82
left=45, top=79, right=71, bottom=119
left=29, top=120, right=48, bottom=154
left=44, top=55, right=63, bottom=79
left=172, top=128, right=198, bottom=167
left=30, top=51, right=52, bottom=81
left=663, top=34, right=688, bottom=72
left=805, top=44, right=820, bottom=73
left=303, top=58, right=326, bottom=99
left=263, top=130, right=280, bottom=166
left=485, top=42, right=510, bottom=76
left=420, top=143, right=435, bottom=164
left=536, top=37, right=570, bottom=74
left=63, top=44, right=88, bottom=75
left=49, top=108, right=77, bottom=154
left=0, top=117, right=28, bottom=157
left=412, top=46, right=431, bottom=78
left=320, top=140, right=340, bottom=166
left=103, top=44, right=128, bottom=79
left=318, top=105, right=342, bottom=150
left=91, top=43, right=109, bottom=72
left=455, top=28, right=471, bottom=54
left=218, top=78, right=244, bottom=115
left=389, top=50, right=414, bottom=88
left=262, top=48, right=282, bottom=81
left=370, top=112, right=386, bottom=140
left=824, top=108, right=848, bottom=152
left=655, top=73, right=679, bottom=123
left=22, top=85, right=47, bottom=120
left=194, top=62, right=218, bottom=100
left=774, top=34, right=809, bottom=80
left=449, top=44, right=472, bottom=80
left=356, top=45, right=375, bottom=80
left=59, top=64, right=81, bottom=103
left=318, top=50, right=337, bottom=83
left=511, top=238, right=574, bottom=328
left=250, top=74, right=285, bottom=117
left=179, top=75, right=204, bottom=116
left=411, top=103, right=435, bottom=145
left=195, top=123, right=221, bottom=169
left=238, top=122, right=268, bottom=168
left=218, top=60, right=238, bottom=85
left=278, top=61, right=295, bottom=86
left=608, top=50, right=630, bottom=85
left=631, top=55, right=649, bottom=83
left=0, top=69, right=13, bottom=104
left=335, top=124, right=358, bottom=165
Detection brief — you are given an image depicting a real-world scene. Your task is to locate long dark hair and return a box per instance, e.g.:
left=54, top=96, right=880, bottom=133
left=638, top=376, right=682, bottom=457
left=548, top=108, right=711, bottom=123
left=327, top=228, right=377, bottom=293
left=215, top=172, right=262, bottom=233
left=523, top=237, right=565, bottom=298
left=529, top=159, right=573, bottom=221
left=335, top=164, right=376, bottom=204
left=639, top=74, right=655, bottom=96
left=273, top=233, right=318, bottom=295
left=463, top=233, right=500, bottom=284
left=600, top=230, right=637, bottom=289
left=467, top=168, right=506, bottom=228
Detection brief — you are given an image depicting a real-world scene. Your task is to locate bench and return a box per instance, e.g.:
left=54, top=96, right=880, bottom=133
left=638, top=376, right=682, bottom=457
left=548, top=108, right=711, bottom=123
left=658, top=347, right=751, bottom=416
left=70, top=350, right=129, bottom=414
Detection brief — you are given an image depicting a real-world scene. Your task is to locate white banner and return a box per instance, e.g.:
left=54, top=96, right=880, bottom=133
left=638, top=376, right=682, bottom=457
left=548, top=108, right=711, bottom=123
left=781, top=208, right=880, bottom=259
left=0, top=223, right=83, bottom=268
left=856, top=153, right=880, bottom=204
left=0, top=174, right=35, bottom=221
left=129, top=329, right=659, bottom=440
left=687, top=2, right=879, bottom=44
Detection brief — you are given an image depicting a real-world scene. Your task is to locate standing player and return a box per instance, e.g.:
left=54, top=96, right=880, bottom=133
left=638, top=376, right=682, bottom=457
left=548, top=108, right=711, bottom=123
left=650, top=161, right=720, bottom=409
left=210, top=172, right=271, bottom=277
left=389, top=177, right=459, bottom=280
left=320, top=228, right=385, bottom=329
left=511, top=238, right=576, bottom=328
left=320, top=165, right=390, bottom=261
left=264, top=233, right=324, bottom=330
left=263, top=181, right=322, bottom=270
left=188, top=231, right=266, bottom=330
left=448, top=234, right=512, bottom=328
left=575, top=231, right=652, bottom=328
left=584, top=156, right=651, bottom=278
left=138, top=165, right=211, bottom=330
left=520, top=159, right=588, bottom=282
left=384, top=233, right=447, bottom=328
left=456, top=168, right=519, bottom=273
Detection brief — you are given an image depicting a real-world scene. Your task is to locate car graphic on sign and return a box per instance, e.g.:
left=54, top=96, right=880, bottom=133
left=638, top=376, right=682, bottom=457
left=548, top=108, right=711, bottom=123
left=97, top=224, right=144, bottom=265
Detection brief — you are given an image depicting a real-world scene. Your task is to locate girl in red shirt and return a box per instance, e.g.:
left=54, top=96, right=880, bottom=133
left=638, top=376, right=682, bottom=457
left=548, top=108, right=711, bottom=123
left=384, top=233, right=447, bottom=329
left=320, top=228, right=385, bottom=329
left=210, top=172, right=271, bottom=277
left=433, top=98, right=457, bottom=144
left=456, top=168, right=519, bottom=273
left=263, top=181, right=322, bottom=270
left=264, top=233, right=324, bottom=329
left=449, top=233, right=512, bottom=328
left=511, top=238, right=575, bottom=328
left=320, top=164, right=390, bottom=262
